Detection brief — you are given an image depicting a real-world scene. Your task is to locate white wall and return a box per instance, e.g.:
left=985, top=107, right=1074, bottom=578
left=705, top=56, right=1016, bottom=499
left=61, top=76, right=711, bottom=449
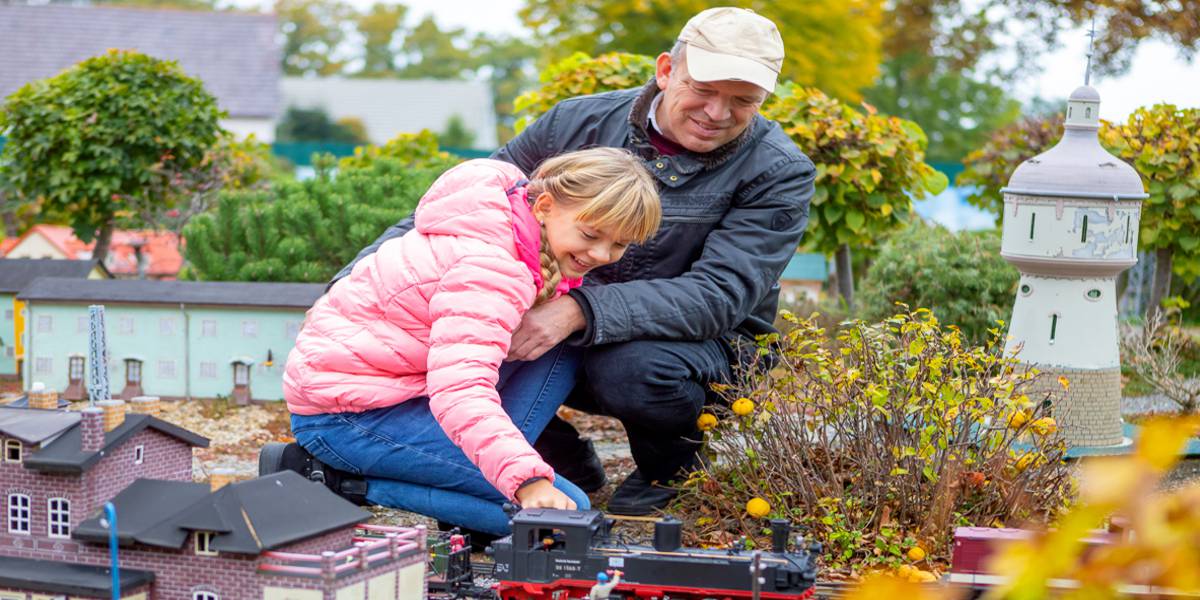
left=220, top=117, right=275, bottom=142
left=1005, top=274, right=1120, bottom=369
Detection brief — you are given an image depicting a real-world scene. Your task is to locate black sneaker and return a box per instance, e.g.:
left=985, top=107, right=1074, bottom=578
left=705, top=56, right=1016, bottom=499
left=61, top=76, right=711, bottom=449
left=606, top=469, right=677, bottom=516
left=533, top=417, right=607, bottom=493
left=258, top=442, right=369, bottom=506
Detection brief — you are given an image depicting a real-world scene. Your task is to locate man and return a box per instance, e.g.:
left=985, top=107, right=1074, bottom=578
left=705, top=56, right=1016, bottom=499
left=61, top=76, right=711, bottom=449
left=274, top=7, right=815, bottom=516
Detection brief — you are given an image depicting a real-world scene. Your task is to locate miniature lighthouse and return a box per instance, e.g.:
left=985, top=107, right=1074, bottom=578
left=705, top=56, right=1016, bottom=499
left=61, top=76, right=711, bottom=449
left=999, top=85, right=1146, bottom=447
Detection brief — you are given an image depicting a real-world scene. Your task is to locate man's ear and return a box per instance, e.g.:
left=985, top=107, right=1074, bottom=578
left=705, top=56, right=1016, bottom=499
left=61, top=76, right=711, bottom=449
left=655, top=52, right=673, bottom=91
left=531, top=192, right=554, bottom=222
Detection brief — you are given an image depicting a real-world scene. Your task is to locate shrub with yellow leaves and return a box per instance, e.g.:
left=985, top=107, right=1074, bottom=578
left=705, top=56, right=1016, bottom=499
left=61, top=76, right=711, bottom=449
left=676, top=307, right=1072, bottom=573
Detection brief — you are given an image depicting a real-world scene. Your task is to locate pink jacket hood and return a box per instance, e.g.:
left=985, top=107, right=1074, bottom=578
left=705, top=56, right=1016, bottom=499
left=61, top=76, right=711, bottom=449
left=284, top=159, right=579, bottom=500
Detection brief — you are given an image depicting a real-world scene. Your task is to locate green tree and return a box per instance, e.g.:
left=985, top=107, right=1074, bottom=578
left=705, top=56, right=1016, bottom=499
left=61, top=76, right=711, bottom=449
left=0, top=49, right=223, bottom=262
left=518, top=0, right=884, bottom=101
left=356, top=2, right=407, bottom=76
left=395, top=15, right=475, bottom=79
left=276, top=0, right=354, bottom=76
left=275, top=106, right=367, bottom=144
left=437, top=114, right=476, bottom=149
left=762, top=84, right=948, bottom=308
left=336, top=130, right=459, bottom=173
left=473, top=33, right=540, bottom=143
left=1101, top=104, right=1200, bottom=314
left=182, top=159, right=447, bottom=282
left=858, top=223, right=1018, bottom=342
left=957, top=114, right=1065, bottom=220
left=513, top=52, right=656, bottom=133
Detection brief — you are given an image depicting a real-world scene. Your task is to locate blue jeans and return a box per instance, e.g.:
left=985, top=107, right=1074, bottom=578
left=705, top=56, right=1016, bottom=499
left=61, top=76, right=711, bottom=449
left=290, top=344, right=590, bottom=536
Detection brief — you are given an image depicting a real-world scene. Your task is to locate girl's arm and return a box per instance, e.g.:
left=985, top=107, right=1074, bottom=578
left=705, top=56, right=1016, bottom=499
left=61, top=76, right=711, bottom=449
left=423, top=252, right=556, bottom=501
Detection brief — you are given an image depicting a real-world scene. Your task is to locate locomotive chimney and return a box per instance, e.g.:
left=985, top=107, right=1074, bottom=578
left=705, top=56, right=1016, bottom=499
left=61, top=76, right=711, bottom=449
left=770, top=519, right=791, bottom=552
left=653, top=515, right=682, bottom=552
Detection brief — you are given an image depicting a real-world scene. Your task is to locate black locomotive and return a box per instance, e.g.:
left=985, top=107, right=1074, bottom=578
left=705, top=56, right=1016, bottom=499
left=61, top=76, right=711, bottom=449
left=483, top=508, right=819, bottom=599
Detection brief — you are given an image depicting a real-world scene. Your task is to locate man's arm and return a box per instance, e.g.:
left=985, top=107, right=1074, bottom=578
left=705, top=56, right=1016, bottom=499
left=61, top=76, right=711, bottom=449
left=572, top=157, right=816, bottom=345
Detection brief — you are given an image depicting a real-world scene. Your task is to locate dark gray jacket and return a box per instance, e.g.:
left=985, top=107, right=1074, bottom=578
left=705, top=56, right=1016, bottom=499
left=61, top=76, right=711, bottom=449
left=332, top=81, right=815, bottom=346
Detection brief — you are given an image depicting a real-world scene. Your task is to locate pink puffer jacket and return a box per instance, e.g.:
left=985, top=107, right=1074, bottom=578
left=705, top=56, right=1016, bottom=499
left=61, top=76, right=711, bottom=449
left=283, top=159, right=581, bottom=500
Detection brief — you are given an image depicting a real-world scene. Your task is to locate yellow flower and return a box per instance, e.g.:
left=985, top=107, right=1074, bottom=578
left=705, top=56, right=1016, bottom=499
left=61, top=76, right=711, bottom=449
left=1030, top=416, right=1057, bottom=436
left=906, top=546, right=926, bottom=562
left=745, top=497, right=771, bottom=518
left=696, top=413, right=718, bottom=431
left=1058, top=375, right=1071, bottom=391
left=732, top=397, right=755, bottom=416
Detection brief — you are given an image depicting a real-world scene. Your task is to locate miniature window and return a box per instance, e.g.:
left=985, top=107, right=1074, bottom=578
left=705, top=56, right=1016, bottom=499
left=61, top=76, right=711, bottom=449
left=35, top=357, right=52, bottom=375
left=1086, top=289, right=1102, bottom=300
left=242, top=320, right=258, bottom=338
left=201, top=320, right=218, bottom=337
left=126, top=359, right=143, bottom=384
left=4, top=440, right=20, bottom=463
left=8, top=493, right=30, bottom=534
left=199, top=362, right=217, bottom=379
left=118, top=316, right=135, bottom=335
left=1125, top=215, right=1132, bottom=244
left=160, top=317, right=177, bottom=336
left=193, top=592, right=219, bottom=600
left=1050, top=313, right=1059, bottom=343
left=36, top=315, right=52, bottom=333
left=47, top=498, right=70, bottom=538
left=159, top=359, right=177, bottom=379
left=285, top=321, right=301, bottom=340
left=3, top=309, right=12, bottom=321
left=195, top=531, right=218, bottom=556
left=134, top=445, right=145, bottom=465
left=76, top=315, right=88, bottom=333
left=1080, top=215, right=1089, bottom=243
left=69, top=356, right=85, bottom=383
left=1020, top=284, right=1032, bottom=297
left=1028, top=213, right=1036, bottom=240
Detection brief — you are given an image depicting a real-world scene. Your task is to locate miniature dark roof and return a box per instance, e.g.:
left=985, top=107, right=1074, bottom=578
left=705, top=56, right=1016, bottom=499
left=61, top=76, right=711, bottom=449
left=512, top=507, right=606, bottom=529
left=3, top=393, right=70, bottom=410
left=0, top=4, right=279, bottom=118
left=18, top=277, right=325, bottom=309
left=0, top=555, right=154, bottom=596
left=74, top=479, right=211, bottom=546
left=0, top=258, right=107, bottom=293
left=0, top=406, right=80, bottom=444
left=76, top=472, right=371, bottom=554
left=24, top=413, right=209, bottom=473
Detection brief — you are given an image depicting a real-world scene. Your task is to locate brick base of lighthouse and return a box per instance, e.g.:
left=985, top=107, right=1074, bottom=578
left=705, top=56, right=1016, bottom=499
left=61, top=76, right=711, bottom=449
left=1025, top=365, right=1124, bottom=447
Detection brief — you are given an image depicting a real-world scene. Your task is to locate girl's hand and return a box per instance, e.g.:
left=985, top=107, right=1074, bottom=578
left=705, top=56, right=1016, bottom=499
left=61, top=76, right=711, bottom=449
left=515, top=478, right=577, bottom=510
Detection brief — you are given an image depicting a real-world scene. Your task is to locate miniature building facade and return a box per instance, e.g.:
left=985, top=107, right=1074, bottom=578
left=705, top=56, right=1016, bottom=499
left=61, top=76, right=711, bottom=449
left=1000, top=85, right=1147, bottom=446
left=0, top=401, right=425, bottom=599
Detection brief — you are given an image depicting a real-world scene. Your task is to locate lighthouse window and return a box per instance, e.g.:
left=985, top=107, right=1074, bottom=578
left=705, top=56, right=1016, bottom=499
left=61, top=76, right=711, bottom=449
left=1020, top=284, right=1032, bottom=296
left=1087, top=289, right=1101, bottom=299
left=1050, top=314, right=1059, bottom=342
left=1029, top=213, right=1036, bottom=239
left=1068, top=106, right=1073, bottom=118
left=1125, top=215, right=1131, bottom=244
left=1080, top=215, right=1089, bottom=243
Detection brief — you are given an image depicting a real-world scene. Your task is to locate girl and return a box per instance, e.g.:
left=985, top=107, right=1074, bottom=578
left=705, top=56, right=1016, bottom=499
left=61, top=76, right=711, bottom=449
left=280, top=148, right=661, bottom=534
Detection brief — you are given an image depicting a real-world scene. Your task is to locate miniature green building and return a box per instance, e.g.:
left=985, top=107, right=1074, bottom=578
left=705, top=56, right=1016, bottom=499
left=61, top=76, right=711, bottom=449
left=17, top=278, right=323, bottom=402
left=0, top=259, right=110, bottom=379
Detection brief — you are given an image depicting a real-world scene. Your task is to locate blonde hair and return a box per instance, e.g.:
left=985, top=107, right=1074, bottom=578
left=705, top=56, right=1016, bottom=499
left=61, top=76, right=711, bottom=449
left=527, top=147, right=662, bottom=304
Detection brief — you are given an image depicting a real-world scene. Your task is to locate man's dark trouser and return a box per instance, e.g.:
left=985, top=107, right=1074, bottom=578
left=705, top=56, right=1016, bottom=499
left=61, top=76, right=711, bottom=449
left=558, top=338, right=735, bottom=484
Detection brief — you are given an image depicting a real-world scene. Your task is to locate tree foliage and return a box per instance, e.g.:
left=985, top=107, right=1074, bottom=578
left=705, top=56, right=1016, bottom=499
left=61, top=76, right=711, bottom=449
left=762, top=84, right=948, bottom=306
left=336, top=130, right=460, bottom=173
left=356, top=2, right=407, bottom=77
left=437, top=114, right=476, bottom=149
left=275, top=106, right=368, bottom=144
left=859, top=224, right=1018, bottom=343
left=518, top=0, right=883, bottom=101
left=957, top=114, right=1066, bottom=219
left=276, top=0, right=353, bottom=76
left=182, top=156, right=450, bottom=283
left=0, top=49, right=223, bottom=260
left=513, top=52, right=656, bottom=133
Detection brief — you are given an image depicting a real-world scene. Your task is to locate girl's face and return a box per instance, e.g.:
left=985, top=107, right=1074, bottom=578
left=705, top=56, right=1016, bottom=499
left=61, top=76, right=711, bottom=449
left=531, top=192, right=632, bottom=279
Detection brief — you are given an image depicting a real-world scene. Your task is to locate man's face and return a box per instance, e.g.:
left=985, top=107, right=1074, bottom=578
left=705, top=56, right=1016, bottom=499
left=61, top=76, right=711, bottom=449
left=653, top=52, right=768, bottom=153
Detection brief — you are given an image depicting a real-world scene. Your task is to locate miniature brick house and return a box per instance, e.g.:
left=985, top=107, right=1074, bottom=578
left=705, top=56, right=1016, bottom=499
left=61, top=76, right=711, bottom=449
left=0, top=397, right=426, bottom=599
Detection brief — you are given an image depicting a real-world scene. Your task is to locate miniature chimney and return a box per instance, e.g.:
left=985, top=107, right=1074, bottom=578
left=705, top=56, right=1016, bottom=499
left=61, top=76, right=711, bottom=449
left=81, top=406, right=105, bottom=452
left=129, top=396, right=161, bottom=418
left=210, top=468, right=236, bottom=492
left=28, top=382, right=59, bottom=410
left=97, top=399, right=126, bottom=432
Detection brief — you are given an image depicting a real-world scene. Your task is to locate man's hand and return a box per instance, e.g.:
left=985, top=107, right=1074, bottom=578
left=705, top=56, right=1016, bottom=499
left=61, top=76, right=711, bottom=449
left=507, top=296, right=585, bottom=361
